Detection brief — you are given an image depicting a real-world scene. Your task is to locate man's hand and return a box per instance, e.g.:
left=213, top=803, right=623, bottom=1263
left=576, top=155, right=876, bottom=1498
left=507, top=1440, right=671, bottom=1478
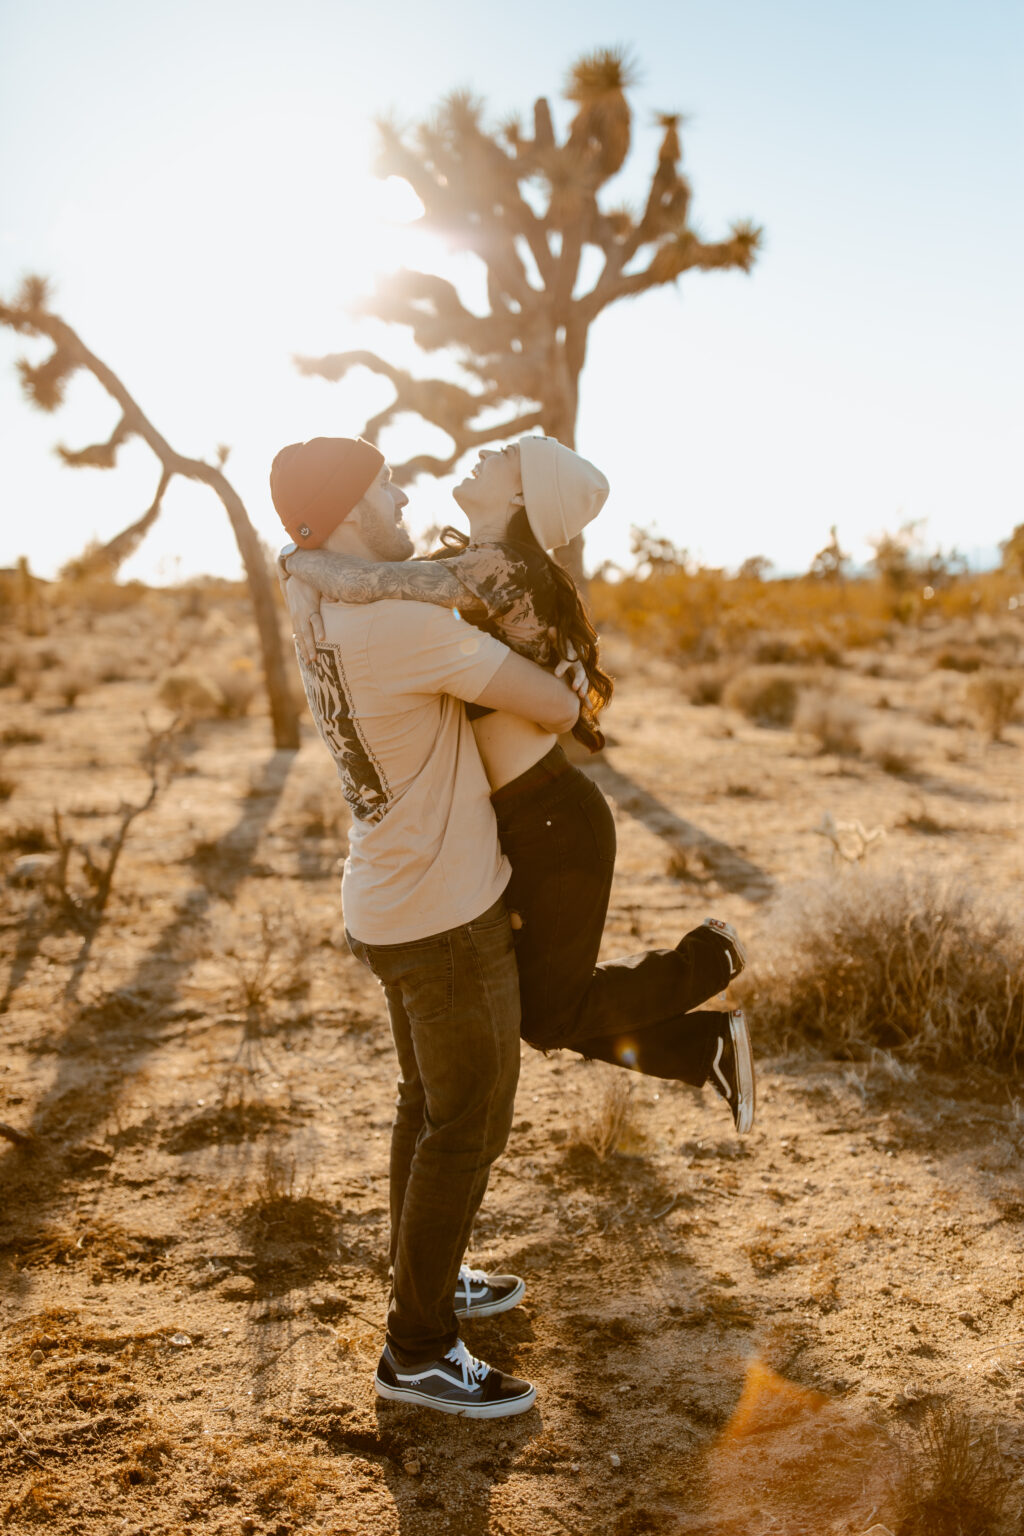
left=282, top=572, right=325, bottom=665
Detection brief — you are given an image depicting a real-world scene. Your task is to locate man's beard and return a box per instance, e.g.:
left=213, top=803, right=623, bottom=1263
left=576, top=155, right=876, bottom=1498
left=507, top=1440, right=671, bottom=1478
left=363, top=510, right=415, bottom=563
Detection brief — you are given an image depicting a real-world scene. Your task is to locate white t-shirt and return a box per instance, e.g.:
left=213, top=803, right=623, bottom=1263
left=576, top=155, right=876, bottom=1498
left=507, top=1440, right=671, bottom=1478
left=297, top=599, right=511, bottom=944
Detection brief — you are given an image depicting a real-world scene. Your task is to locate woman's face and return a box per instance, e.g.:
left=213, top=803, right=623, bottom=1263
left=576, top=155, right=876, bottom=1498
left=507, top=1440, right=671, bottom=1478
left=452, top=445, right=523, bottom=528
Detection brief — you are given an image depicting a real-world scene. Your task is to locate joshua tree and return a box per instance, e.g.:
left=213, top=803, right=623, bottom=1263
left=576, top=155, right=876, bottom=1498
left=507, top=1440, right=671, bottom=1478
left=297, top=49, right=762, bottom=578
left=0, top=277, right=300, bottom=750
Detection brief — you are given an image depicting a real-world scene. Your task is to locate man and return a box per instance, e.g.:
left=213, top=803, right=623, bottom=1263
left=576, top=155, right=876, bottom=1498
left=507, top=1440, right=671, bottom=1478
left=270, top=436, right=579, bottom=1420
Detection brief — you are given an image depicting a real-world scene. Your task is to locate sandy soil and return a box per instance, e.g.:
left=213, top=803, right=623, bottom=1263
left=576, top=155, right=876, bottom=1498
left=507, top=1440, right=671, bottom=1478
left=1, top=604, right=1022, bottom=1535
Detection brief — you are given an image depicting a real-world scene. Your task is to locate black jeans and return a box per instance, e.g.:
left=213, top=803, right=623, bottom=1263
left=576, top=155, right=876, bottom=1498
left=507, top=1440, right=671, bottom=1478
left=347, top=899, right=521, bottom=1366
left=493, top=748, right=729, bottom=1085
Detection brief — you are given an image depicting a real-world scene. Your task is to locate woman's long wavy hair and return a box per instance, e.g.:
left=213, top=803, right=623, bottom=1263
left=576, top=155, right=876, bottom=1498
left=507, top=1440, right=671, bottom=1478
left=430, top=506, right=614, bottom=752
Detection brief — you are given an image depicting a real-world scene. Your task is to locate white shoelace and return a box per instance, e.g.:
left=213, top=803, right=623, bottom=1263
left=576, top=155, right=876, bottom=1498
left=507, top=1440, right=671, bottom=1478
left=445, top=1338, right=488, bottom=1390
left=457, top=1264, right=488, bottom=1306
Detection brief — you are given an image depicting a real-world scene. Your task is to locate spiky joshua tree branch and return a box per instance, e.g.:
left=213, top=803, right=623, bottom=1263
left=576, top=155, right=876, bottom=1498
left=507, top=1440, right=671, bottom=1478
left=0, top=277, right=300, bottom=750
left=297, top=49, right=762, bottom=574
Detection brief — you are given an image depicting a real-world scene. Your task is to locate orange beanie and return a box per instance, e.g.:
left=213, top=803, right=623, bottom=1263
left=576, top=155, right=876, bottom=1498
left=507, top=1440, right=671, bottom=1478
left=270, top=436, right=385, bottom=548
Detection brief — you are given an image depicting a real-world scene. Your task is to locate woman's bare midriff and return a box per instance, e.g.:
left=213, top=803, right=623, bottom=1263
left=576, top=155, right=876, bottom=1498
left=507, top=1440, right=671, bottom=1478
left=471, top=711, right=556, bottom=792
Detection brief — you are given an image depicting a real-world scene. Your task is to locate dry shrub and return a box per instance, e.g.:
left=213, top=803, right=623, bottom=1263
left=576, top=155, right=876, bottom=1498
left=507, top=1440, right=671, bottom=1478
left=679, top=661, right=738, bottom=706
left=722, top=666, right=809, bottom=727
left=52, top=669, right=91, bottom=708
left=794, top=690, right=863, bottom=755
left=223, top=904, right=308, bottom=1009
left=751, top=632, right=841, bottom=667
left=891, top=1403, right=1009, bottom=1535
left=965, top=668, right=1022, bottom=741
left=290, top=782, right=346, bottom=839
left=0, top=819, right=51, bottom=852
left=210, top=657, right=259, bottom=718
left=934, top=645, right=986, bottom=673
left=859, top=719, right=923, bottom=774
left=568, top=1071, right=643, bottom=1159
left=16, top=664, right=40, bottom=702
left=919, top=671, right=970, bottom=729
left=736, top=871, right=1024, bottom=1073
left=157, top=666, right=225, bottom=719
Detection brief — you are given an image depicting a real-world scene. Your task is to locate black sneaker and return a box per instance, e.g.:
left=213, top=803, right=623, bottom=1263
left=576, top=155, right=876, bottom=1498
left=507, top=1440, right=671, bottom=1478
left=374, top=1339, right=536, bottom=1419
left=709, top=1009, right=756, bottom=1135
left=701, top=917, right=748, bottom=980
left=454, top=1265, right=525, bottom=1319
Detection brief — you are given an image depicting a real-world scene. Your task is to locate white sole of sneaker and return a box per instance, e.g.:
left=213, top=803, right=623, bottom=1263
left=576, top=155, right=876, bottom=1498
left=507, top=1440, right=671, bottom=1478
left=454, top=1277, right=526, bottom=1319
left=374, top=1375, right=536, bottom=1418
left=729, top=1009, right=756, bottom=1135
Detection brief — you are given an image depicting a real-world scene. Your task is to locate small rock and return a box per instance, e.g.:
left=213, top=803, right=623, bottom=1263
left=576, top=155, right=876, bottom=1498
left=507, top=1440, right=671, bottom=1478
left=402, top=1458, right=422, bottom=1477
left=29, top=1349, right=44, bottom=1365
left=957, top=1311, right=976, bottom=1326
left=570, top=1462, right=581, bottom=1473
left=218, top=1276, right=256, bottom=1302
left=10, top=854, right=59, bottom=887
left=860, top=1526, right=896, bottom=1536
left=609, top=1452, right=622, bottom=1470
left=169, top=1332, right=193, bottom=1348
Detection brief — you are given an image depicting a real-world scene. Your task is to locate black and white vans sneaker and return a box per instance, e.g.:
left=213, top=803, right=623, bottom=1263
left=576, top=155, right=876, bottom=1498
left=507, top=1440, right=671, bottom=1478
left=454, top=1265, right=525, bottom=1320
left=709, top=1009, right=756, bottom=1135
left=701, top=917, right=748, bottom=980
left=374, top=1339, right=536, bottom=1419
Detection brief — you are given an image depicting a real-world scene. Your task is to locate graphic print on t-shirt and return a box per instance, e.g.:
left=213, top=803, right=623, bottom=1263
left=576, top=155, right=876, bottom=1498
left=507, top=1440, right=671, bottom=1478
left=299, top=646, right=389, bottom=824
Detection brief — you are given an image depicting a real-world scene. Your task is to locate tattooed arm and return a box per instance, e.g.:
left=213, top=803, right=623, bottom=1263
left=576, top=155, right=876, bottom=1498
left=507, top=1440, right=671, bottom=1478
left=283, top=548, right=488, bottom=665
left=288, top=548, right=487, bottom=612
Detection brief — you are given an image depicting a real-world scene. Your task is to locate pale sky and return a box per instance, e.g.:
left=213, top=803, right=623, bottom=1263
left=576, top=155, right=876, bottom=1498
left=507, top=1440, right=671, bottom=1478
left=1, top=0, right=1021, bottom=582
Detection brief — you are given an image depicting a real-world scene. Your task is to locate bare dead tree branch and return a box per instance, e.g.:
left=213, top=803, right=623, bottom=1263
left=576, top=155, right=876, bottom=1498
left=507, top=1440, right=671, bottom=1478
left=0, top=279, right=299, bottom=749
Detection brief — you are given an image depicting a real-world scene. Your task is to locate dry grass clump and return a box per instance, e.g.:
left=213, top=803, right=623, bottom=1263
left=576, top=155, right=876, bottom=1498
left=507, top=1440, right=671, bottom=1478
left=244, top=1448, right=322, bottom=1517
left=722, top=666, right=809, bottom=727
left=891, top=1402, right=1009, bottom=1536
left=736, top=871, right=1024, bottom=1073
left=794, top=690, right=863, bottom=755
left=567, top=1071, right=644, bottom=1160
left=859, top=719, right=923, bottom=775
left=2, top=1476, right=70, bottom=1524
left=965, top=668, right=1022, bottom=741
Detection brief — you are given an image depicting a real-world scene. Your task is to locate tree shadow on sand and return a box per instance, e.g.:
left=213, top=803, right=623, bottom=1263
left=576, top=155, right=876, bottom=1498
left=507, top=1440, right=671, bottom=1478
left=0, top=750, right=296, bottom=1233
left=583, top=756, right=776, bottom=903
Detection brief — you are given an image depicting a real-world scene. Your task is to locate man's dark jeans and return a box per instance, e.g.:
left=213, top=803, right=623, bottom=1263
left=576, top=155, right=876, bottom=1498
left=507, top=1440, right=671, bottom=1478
left=494, top=750, right=728, bottom=1085
left=347, top=899, right=521, bottom=1367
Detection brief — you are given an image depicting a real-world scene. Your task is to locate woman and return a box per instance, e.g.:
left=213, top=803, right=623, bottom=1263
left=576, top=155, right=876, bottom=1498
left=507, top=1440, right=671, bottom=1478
left=281, top=437, right=755, bottom=1133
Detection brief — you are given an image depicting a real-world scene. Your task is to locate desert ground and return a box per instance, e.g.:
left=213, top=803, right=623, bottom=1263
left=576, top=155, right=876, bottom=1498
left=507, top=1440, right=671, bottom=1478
left=1, top=581, right=1022, bottom=1536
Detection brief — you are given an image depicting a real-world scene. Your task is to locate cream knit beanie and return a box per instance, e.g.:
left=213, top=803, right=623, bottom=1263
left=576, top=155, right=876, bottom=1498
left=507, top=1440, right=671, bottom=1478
left=519, top=437, right=609, bottom=552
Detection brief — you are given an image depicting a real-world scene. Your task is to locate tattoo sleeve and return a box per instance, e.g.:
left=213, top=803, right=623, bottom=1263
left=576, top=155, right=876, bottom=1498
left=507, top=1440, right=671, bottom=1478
left=287, top=549, right=488, bottom=616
